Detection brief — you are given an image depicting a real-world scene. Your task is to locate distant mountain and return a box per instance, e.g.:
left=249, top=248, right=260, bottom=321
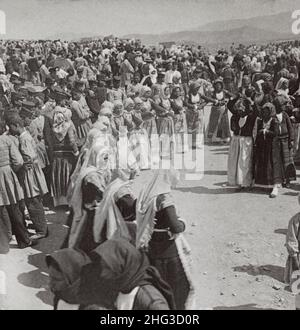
left=196, top=11, right=293, bottom=34
left=46, top=32, right=104, bottom=41
left=123, top=11, right=297, bottom=46
left=124, top=26, right=292, bottom=46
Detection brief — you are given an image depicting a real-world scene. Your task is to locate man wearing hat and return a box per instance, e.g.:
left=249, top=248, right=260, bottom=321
left=19, top=100, right=37, bottom=127
left=6, top=113, right=48, bottom=241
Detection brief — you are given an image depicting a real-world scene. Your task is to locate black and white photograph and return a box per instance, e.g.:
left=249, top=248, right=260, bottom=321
left=0, top=0, right=300, bottom=312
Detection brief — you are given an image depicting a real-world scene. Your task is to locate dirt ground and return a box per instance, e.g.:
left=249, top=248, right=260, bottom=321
left=0, top=109, right=298, bottom=310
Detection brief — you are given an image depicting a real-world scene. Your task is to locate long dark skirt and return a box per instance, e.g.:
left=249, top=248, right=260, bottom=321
left=150, top=255, right=189, bottom=310
left=272, top=137, right=296, bottom=184
left=77, top=210, right=101, bottom=253
left=254, top=134, right=274, bottom=186
left=207, top=105, right=231, bottom=141
left=51, top=152, right=76, bottom=207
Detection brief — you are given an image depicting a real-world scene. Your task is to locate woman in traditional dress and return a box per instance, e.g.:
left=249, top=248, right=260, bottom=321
left=132, top=97, right=151, bottom=170
left=124, top=98, right=150, bottom=170
left=140, top=86, right=157, bottom=138
left=68, top=140, right=112, bottom=252
left=227, top=93, right=257, bottom=190
left=275, top=77, right=300, bottom=164
left=207, top=79, right=231, bottom=144
left=111, top=100, right=140, bottom=175
left=49, top=103, right=79, bottom=207
left=185, top=81, right=216, bottom=149
left=136, top=170, right=196, bottom=310
left=111, top=100, right=126, bottom=140
left=151, top=84, right=176, bottom=159
left=70, top=89, right=93, bottom=148
left=66, top=114, right=114, bottom=196
left=270, top=95, right=296, bottom=197
left=253, top=103, right=277, bottom=193
left=140, top=86, right=159, bottom=165
left=170, top=86, right=188, bottom=153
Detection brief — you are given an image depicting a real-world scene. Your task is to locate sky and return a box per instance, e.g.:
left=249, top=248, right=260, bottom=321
left=0, top=0, right=299, bottom=39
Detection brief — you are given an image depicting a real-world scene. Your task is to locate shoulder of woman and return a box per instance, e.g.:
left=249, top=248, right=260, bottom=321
left=156, top=193, right=174, bottom=211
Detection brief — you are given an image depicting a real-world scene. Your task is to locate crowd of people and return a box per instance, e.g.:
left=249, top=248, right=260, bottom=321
left=0, top=37, right=300, bottom=309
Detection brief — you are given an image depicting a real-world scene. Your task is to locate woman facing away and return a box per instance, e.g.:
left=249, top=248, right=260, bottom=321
left=135, top=169, right=196, bottom=310
left=70, top=88, right=93, bottom=148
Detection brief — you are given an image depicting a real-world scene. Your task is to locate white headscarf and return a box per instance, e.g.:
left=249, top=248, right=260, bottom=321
left=68, top=139, right=112, bottom=248
left=135, top=169, right=179, bottom=249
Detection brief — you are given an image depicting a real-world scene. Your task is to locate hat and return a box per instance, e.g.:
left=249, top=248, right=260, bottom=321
left=105, top=76, right=112, bottom=82
left=213, top=78, right=224, bottom=88
left=157, top=69, right=166, bottom=78
left=11, top=72, right=20, bottom=78
left=97, top=73, right=106, bottom=81
left=21, top=100, right=36, bottom=108
left=13, top=79, right=22, bottom=85
left=52, top=86, right=70, bottom=101
left=45, top=77, right=55, bottom=86
left=74, top=80, right=85, bottom=87
left=261, top=102, right=276, bottom=116
left=88, top=79, right=97, bottom=86
left=49, top=67, right=59, bottom=73
left=19, top=100, right=36, bottom=118
left=27, top=85, right=47, bottom=94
